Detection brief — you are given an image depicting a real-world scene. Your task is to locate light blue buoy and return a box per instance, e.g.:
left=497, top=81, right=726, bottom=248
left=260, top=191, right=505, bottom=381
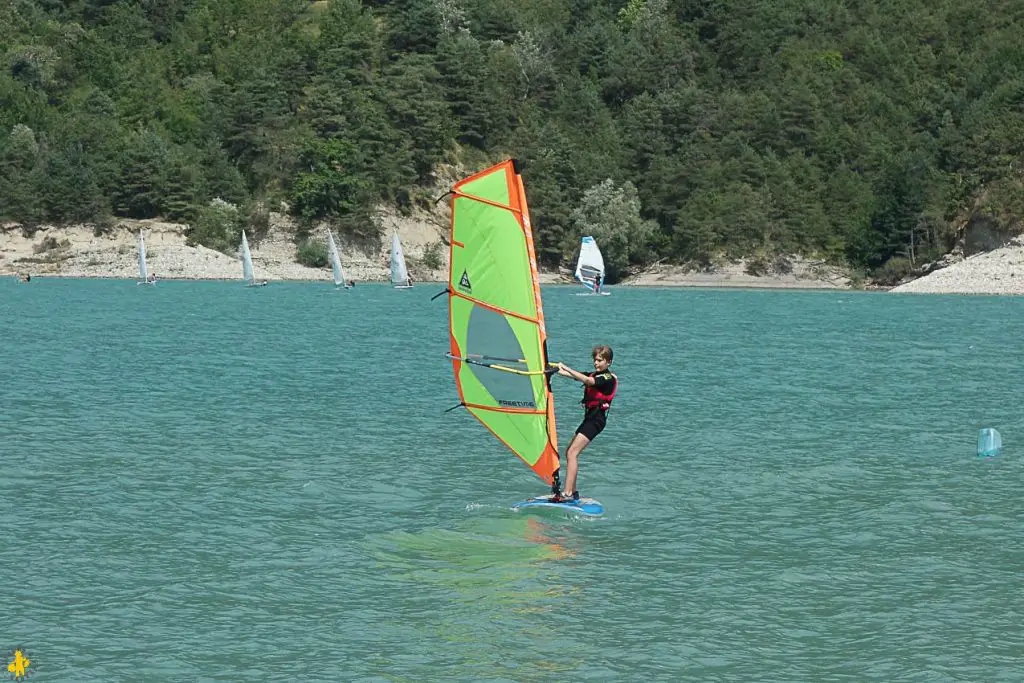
left=977, top=428, right=1002, bottom=458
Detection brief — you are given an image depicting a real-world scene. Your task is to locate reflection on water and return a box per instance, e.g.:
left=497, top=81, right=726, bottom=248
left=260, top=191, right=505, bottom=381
left=363, top=514, right=585, bottom=680
left=366, top=515, right=578, bottom=592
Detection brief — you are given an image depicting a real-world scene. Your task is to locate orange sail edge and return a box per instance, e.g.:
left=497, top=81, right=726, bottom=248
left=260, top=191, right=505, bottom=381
left=544, top=390, right=559, bottom=475
left=513, top=161, right=559, bottom=455
left=533, top=442, right=561, bottom=485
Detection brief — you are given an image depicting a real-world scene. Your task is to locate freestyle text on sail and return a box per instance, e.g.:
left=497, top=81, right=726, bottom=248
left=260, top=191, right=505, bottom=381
left=498, top=400, right=536, bottom=408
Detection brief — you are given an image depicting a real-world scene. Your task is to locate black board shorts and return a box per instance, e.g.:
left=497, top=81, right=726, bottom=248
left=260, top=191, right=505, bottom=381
left=575, top=410, right=608, bottom=441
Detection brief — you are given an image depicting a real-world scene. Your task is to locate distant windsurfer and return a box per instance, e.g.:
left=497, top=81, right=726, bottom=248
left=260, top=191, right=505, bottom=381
left=18, top=272, right=31, bottom=283
left=551, top=345, right=617, bottom=502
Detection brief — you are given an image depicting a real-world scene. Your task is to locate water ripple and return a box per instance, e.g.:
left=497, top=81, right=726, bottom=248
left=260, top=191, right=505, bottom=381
left=1, top=281, right=1021, bottom=680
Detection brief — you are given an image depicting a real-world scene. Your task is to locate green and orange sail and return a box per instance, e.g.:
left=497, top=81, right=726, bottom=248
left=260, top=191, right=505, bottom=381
left=445, top=159, right=560, bottom=485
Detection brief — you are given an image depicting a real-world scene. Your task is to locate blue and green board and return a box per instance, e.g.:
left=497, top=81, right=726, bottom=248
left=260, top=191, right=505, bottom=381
left=512, top=494, right=605, bottom=517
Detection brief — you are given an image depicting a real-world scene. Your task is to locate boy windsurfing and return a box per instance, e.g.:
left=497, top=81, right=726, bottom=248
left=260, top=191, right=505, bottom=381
left=551, top=345, right=617, bottom=502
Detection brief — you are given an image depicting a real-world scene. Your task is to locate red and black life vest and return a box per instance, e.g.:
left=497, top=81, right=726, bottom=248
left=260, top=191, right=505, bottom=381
left=582, top=372, right=617, bottom=410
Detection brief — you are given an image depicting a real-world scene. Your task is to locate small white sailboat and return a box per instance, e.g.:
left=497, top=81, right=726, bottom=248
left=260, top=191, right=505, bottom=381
left=327, top=229, right=351, bottom=289
left=390, top=232, right=413, bottom=289
left=137, top=231, right=156, bottom=285
left=574, top=235, right=610, bottom=296
left=241, top=230, right=267, bottom=287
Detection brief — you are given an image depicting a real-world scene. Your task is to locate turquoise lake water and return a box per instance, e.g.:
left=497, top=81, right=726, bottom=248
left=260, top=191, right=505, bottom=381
left=1, top=278, right=1022, bottom=681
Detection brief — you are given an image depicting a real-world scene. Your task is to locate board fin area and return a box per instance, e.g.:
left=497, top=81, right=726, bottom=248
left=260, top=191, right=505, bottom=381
left=511, top=494, right=605, bottom=517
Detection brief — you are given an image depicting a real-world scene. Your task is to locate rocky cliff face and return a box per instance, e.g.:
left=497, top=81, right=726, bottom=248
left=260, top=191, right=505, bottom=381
left=0, top=207, right=450, bottom=282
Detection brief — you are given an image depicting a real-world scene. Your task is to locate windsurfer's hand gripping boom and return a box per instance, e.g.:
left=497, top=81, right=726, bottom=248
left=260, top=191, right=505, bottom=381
left=557, top=362, right=600, bottom=385
left=448, top=353, right=560, bottom=376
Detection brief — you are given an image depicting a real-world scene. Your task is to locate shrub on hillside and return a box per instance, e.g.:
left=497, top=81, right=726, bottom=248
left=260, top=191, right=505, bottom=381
left=247, top=202, right=271, bottom=242
left=187, top=198, right=242, bottom=254
left=296, top=239, right=328, bottom=268
left=422, top=241, right=444, bottom=270
left=745, top=252, right=793, bottom=276
left=873, top=257, right=913, bottom=286
left=92, top=215, right=115, bottom=237
left=34, top=236, right=69, bottom=253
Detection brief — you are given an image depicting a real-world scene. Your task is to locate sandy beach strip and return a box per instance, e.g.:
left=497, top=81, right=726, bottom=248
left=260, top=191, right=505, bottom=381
left=1, top=219, right=850, bottom=289
left=9, top=217, right=1024, bottom=294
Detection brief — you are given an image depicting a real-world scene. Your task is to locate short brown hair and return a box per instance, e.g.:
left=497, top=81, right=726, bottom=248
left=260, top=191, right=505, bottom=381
left=592, top=345, right=613, bottom=362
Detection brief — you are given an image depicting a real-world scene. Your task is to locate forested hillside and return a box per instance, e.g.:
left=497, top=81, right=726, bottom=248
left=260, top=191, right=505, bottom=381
left=2, top=0, right=1023, bottom=281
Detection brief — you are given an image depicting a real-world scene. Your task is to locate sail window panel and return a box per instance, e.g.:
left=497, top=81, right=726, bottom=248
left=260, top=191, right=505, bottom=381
left=463, top=305, right=538, bottom=408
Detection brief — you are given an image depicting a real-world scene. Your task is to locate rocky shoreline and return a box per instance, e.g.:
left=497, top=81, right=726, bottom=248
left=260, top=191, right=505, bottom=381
left=0, top=213, right=450, bottom=284
left=617, top=259, right=852, bottom=290
left=888, top=235, right=1024, bottom=295
left=4, top=216, right=1024, bottom=294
